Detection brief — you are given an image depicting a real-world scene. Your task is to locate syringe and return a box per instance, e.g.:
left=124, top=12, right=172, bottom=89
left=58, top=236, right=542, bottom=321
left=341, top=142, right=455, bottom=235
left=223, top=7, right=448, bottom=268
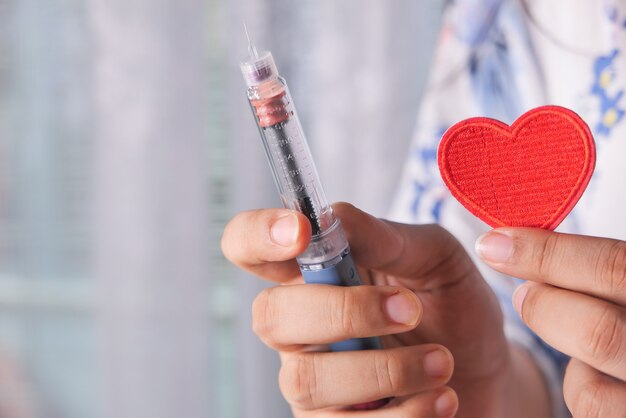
left=240, top=29, right=381, bottom=352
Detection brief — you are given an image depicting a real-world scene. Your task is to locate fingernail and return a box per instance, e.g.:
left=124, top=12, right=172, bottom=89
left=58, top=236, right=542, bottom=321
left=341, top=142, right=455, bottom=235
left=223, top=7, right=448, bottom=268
left=435, top=390, right=457, bottom=417
left=270, top=214, right=299, bottom=247
left=423, top=349, right=450, bottom=378
left=475, top=231, right=514, bottom=263
left=384, top=292, right=420, bottom=326
left=512, top=284, right=529, bottom=314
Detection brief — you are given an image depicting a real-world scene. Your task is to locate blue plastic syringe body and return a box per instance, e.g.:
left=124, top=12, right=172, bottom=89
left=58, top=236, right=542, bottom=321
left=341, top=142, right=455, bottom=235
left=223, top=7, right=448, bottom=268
left=240, top=42, right=381, bottom=352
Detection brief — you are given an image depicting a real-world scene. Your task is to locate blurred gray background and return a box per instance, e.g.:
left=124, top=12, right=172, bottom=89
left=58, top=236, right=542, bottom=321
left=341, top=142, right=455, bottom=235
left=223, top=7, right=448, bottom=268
left=0, top=0, right=443, bottom=417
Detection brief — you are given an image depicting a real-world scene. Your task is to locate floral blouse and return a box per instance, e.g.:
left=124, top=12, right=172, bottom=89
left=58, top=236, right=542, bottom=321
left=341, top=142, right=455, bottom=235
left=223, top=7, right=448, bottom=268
left=389, top=1, right=626, bottom=416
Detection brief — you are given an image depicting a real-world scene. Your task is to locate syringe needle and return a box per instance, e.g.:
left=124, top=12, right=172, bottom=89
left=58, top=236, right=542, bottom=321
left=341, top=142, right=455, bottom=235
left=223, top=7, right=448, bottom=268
left=243, top=23, right=259, bottom=59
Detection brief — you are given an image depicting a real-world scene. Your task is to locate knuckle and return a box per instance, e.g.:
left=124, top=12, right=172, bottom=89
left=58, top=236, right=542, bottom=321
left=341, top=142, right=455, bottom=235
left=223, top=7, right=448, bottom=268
left=431, top=224, right=458, bottom=246
left=534, top=232, right=563, bottom=279
left=374, top=351, right=405, bottom=395
left=580, top=305, right=625, bottom=369
left=279, top=354, right=318, bottom=410
left=430, top=225, right=460, bottom=262
left=413, top=225, right=468, bottom=280
left=251, top=288, right=278, bottom=345
left=328, top=289, right=361, bottom=336
left=595, top=240, right=626, bottom=296
left=568, top=379, right=605, bottom=418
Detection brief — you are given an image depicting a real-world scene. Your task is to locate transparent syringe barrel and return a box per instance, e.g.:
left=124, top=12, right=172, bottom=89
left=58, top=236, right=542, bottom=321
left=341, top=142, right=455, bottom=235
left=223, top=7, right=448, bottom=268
left=246, top=77, right=350, bottom=269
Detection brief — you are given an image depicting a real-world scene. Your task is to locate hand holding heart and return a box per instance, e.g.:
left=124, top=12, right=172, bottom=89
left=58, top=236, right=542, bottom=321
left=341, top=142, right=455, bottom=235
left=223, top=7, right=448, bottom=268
left=475, top=228, right=626, bottom=418
left=441, top=106, right=626, bottom=416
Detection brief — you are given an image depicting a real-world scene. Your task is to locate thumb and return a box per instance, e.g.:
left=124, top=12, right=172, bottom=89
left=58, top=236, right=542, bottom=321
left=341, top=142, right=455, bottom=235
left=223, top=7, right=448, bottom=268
left=333, top=202, right=467, bottom=279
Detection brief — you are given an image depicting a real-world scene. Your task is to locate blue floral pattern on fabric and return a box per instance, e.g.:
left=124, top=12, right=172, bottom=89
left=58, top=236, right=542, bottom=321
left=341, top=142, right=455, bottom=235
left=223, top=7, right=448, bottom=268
left=409, top=131, right=447, bottom=222
left=591, top=49, right=625, bottom=136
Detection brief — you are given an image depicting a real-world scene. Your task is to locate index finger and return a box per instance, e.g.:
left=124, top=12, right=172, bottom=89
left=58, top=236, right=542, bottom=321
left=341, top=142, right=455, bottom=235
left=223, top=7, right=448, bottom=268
left=476, top=228, right=626, bottom=305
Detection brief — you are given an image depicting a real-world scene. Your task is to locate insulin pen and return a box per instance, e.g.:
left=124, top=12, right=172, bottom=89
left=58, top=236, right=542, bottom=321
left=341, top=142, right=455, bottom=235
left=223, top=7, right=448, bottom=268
left=240, top=28, right=381, bottom=352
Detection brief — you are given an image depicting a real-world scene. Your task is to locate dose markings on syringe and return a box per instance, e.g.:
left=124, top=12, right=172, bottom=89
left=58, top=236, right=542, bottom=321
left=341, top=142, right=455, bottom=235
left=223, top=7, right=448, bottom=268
left=266, top=127, right=315, bottom=194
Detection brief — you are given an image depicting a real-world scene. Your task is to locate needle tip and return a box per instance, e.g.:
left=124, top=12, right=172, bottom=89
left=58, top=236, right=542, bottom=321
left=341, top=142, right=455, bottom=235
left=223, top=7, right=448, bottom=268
left=243, top=22, right=259, bottom=59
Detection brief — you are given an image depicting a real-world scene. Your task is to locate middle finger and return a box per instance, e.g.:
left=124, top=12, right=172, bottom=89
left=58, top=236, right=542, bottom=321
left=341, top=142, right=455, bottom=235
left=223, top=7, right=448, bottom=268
left=515, top=282, right=626, bottom=381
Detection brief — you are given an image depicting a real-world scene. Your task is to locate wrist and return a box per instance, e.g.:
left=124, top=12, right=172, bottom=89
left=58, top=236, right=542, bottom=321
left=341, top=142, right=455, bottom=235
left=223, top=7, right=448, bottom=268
left=495, top=343, right=553, bottom=418
left=453, top=343, right=552, bottom=418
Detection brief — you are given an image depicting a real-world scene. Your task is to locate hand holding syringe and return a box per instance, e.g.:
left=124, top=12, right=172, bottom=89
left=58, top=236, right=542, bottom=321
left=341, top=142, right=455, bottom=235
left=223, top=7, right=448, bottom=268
left=240, top=26, right=381, bottom=352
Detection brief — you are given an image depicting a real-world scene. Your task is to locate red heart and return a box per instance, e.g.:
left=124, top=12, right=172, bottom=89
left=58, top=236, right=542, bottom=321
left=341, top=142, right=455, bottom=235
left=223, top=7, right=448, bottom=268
left=438, top=106, right=596, bottom=230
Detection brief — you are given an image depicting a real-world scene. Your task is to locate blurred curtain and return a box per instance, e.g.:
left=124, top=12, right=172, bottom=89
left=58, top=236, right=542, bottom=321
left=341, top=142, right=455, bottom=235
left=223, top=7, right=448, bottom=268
left=90, top=1, right=212, bottom=418
left=0, top=1, right=443, bottom=418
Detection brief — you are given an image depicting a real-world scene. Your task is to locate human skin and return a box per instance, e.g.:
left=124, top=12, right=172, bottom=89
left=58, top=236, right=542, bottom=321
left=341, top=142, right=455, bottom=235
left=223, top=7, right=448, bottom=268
left=221, top=202, right=625, bottom=416
left=476, top=228, right=626, bottom=418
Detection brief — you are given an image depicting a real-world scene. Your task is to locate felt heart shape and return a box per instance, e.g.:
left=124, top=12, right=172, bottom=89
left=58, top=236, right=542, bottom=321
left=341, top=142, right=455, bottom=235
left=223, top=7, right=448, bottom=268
left=438, top=106, right=596, bottom=230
